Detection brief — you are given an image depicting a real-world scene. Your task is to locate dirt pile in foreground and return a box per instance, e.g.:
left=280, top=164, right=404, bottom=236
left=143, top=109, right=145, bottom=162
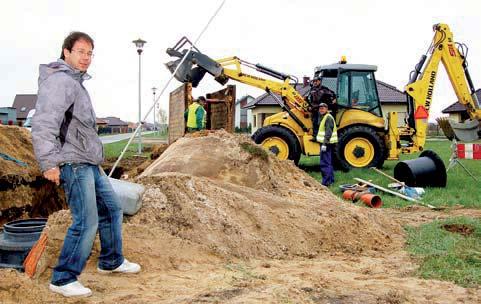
left=1, top=207, right=480, bottom=304
left=136, top=130, right=402, bottom=258
left=0, top=126, right=65, bottom=225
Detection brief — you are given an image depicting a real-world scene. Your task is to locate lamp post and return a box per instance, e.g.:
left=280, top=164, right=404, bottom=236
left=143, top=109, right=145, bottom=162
left=157, top=103, right=161, bottom=135
left=152, top=87, right=157, bottom=135
left=132, top=38, right=146, bottom=154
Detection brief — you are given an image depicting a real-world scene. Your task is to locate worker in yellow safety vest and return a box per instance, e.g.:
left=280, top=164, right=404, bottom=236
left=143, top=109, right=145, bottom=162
left=316, top=103, right=338, bottom=186
left=184, top=96, right=207, bottom=132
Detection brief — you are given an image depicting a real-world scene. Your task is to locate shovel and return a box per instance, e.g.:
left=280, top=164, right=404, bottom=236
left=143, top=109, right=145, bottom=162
left=370, top=167, right=422, bottom=199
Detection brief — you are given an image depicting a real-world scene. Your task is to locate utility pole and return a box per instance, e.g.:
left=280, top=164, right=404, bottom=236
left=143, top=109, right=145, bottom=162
left=152, top=87, right=157, bottom=135
left=132, top=38, right=146, bottom=154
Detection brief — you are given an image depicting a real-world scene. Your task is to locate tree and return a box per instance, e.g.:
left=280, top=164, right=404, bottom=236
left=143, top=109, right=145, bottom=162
left=157, top=107, right=168, bottom=135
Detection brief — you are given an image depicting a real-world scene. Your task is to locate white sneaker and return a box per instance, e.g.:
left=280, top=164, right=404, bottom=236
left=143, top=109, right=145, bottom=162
left=49, top=281, right=92, bottom=297
left=97, top=258, right=141, bottom=274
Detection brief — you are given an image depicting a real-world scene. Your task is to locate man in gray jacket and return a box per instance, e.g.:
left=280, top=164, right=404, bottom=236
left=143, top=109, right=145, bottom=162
left=32, top=32, right=140, bottom=298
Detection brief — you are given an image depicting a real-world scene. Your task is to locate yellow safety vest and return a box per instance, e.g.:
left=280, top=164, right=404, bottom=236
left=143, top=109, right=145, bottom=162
left=316, top=113, right=338, bottom=144
left=186, top=102, right=206, bottom=129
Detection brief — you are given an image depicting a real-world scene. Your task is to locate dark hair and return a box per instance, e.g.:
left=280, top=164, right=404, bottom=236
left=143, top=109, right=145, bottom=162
left=60, top=31, right=94, bottom=60
left=197, top=96, right=206, bottom=102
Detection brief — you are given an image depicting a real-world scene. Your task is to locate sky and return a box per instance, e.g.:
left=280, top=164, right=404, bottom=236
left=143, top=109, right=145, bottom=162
left=1, top=0, right=480, bottom=123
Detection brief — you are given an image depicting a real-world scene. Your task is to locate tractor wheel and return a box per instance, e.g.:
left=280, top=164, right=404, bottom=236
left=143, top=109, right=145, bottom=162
left=335, top=125, right=386, bottom=171
left=252, top=125, right=301, bottom=164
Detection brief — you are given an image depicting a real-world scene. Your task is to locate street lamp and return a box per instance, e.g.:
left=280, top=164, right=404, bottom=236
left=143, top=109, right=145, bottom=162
left=152, top=87, right=157, bottom=135
left=157, top=103, right=160, bottom=135
left=132, top=38, right=146, bottom=154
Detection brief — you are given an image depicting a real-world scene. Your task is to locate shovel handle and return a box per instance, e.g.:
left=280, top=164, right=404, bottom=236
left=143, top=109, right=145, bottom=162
left=371, top=167, right=403, bottom=184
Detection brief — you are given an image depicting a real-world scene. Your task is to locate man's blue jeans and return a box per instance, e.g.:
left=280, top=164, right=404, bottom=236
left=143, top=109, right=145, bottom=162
left=51, top=163, right=124, bottom=286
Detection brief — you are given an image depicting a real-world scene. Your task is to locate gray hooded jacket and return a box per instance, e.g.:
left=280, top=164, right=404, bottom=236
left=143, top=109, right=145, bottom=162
left=31, top=59, right=103, bottom=172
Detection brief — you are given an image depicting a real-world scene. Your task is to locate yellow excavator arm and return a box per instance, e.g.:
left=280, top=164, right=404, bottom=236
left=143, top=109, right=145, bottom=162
left=165, top=37, right=311, bottom=132
left=404, top=23, right=481, bottom=147
left=217, top=57, right=309, bottom=113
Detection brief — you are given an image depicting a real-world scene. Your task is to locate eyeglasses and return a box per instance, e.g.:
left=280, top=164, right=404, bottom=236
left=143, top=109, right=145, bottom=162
left=71, top=49, right=94, bottom=58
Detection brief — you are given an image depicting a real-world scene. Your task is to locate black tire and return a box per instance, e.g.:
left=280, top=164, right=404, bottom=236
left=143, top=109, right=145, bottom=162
left=252, top=125, right=301, bottom=165
left=334, top=125, right=386, bottom=171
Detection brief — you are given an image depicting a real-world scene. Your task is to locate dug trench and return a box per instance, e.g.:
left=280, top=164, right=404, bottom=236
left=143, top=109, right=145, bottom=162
left=1, top=128, right=481, bottom=303
left=0, top=126, right=66, bottom=225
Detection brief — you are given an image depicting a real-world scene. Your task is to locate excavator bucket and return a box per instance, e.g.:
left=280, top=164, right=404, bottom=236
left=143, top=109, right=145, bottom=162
left=165, top=37, right=227, bottom=87
left=437, top=117, right=481, bottom=142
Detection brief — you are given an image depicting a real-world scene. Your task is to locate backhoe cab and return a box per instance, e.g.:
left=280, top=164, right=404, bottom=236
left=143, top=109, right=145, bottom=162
left=316, top=63, right=383, bottom=120
left=313, top=62, right=388, bottom=169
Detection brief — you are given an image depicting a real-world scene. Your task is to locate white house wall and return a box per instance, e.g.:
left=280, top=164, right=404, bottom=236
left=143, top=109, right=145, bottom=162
left=448, top=113, right=462, bottom=122
left=251, top=106, right=283, bottom=133
left=247, top=108, right=253, bottom=128
left=235, top=103, right=241, bottom=128
left=382, top=104, right=408, bottom=127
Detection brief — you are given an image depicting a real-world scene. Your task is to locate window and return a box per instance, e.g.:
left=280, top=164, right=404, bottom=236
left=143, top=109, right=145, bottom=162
left=351, top=71, right=381, bottom=116
left=337, top=72, right=349, bottom=107
left=336, top=71, right=382, bottom=117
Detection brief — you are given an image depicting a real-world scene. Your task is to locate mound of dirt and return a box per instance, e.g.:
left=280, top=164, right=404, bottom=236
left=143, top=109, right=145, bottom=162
left=150, top=143, right=169, bottom=160
left=0, top=125, right=41, bottom=180
left=0, top=269, right=52, bottom=304
left=0, top=126, right=65, bottom=225
left=137, top=130, right=403, bottom=258
left=140, top=131, right=324, bottom=196
left=32, top=208, right=223, bottom=281
left=137, top=173, right=401, bottom=259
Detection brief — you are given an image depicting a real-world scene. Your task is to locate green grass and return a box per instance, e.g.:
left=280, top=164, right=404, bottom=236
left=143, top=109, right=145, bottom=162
left=300, top=140, right=481, bottom=286
left=300, top=140, right=481, bottom=209
left=103, top=139, right=152, bottom=159
left=240, top=142, right=269, bottom=161
left=143, top=131, right=168, bottom=139
left=406, top=217, right=481, bottom=287
left=103, top=132, right=167, bottom=159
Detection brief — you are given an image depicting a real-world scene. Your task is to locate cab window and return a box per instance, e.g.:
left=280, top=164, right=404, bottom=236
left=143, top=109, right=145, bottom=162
left=336, top=71, right=382, bottom=116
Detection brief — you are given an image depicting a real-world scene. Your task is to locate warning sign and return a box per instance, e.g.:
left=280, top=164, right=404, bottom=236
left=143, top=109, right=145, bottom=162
left=414, top=106, right=429, bottom=119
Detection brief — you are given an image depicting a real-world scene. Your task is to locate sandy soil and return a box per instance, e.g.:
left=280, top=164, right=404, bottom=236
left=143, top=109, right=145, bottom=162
left=2, top=205, right=480, bottom=304
left=0, top=126, right=66, bottom=225
left=1, top=130, right=480, bottom=303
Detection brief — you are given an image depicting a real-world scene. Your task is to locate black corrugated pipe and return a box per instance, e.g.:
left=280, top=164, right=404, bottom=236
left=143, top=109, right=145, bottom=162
left=394, top=150, right=447, bottom=187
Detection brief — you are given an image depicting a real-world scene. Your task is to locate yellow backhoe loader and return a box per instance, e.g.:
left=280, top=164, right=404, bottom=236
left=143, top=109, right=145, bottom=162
left=165, top=23, right=480, bottom=170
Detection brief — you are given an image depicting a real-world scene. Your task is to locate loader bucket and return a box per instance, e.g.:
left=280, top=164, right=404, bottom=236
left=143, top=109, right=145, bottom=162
left=165, top=39, right=227, bottom=87
left=165, top=56, right=208, bottom=88
left=437, top=117, right=481, bottom=142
